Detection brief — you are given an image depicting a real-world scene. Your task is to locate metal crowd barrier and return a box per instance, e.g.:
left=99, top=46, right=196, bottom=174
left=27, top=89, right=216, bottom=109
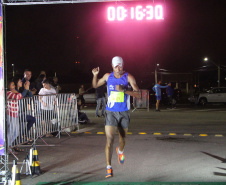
left=7, top=93, right=78, bottom=148
left=132, top=89, right=149, bottom=112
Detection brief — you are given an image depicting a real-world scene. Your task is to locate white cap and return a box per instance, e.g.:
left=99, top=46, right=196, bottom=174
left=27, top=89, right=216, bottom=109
left=112, top=56, right=123, bottom=68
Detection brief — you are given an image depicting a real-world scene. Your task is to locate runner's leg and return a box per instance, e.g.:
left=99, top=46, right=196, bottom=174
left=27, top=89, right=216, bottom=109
left=105, top=125, right=116, bottom=166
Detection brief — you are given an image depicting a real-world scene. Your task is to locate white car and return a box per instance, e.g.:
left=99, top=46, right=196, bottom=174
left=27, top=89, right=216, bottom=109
left=81, top=88, right=108, bottom=104
left=190, top=87, right=226, bottom=105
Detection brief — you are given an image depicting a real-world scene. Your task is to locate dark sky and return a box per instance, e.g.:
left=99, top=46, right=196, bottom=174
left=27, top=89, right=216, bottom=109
left=4, top=0, right=226, bottom=84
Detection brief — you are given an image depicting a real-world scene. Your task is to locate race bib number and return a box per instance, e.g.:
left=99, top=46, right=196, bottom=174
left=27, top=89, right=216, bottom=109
left=110, top=91, right=124, bottom=102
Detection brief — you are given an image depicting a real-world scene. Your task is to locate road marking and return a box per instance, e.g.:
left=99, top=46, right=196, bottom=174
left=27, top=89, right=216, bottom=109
left=153, top=133, right=162, bottom=135
left=215, top=134, right=223, bottom=137
left=169, top=133, right=176, bottom=135
left=71, top=131, right=224, bottom=137
left=199, top=134, right=208, bottom=136
left=184, top=134, right=192, bottom=136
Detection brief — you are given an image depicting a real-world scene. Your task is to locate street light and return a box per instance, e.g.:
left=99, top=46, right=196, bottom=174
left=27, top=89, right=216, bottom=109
left=12, top=64, right=15, bottom=77
left=203, top=57, right=220, bottom=87
left=155, top=63, right=159, bottom=84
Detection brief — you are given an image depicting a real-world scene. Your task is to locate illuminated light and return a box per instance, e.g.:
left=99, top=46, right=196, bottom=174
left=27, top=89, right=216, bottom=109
left=117, top=6, right=126, bottom=21
left=146, top=5, right=154, bottom=20
left=131, top=7, right=134, bottom=19
left=136, top=5, right=143, bottom=20
left=155, top=5, right=164, bottom=20
left=97, top=132, right=105, bottom=134
left=127, top=132, right=133, bottom=135
left=139, top=132, right=147, bottom=135
left=107, top=7, right=115, bottom=21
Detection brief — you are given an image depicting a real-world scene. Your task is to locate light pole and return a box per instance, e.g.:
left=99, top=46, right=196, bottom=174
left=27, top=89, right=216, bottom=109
left=12, top=64, right=15, bottom=77
left=155, top=63, right=159, bottom=84
left=204, top=57, right=220, bottom=87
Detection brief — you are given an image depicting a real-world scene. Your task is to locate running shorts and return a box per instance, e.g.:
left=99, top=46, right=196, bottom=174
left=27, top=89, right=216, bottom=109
left=105, top=110, right=130, bottom=129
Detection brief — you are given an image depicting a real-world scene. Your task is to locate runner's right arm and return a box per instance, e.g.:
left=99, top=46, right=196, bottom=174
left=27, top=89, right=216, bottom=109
left=92, top=67, right=109, bottom=88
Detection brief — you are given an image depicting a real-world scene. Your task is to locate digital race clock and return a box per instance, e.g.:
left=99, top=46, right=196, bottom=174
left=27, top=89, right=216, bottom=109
left=107, top=4, right=164, bottom=21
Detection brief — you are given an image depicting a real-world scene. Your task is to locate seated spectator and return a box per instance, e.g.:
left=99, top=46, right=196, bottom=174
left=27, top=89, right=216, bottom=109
left=51, top=76, right=61, bottom=93
left=77, top=98, right=91, bottom=124
left=7, top=80, right=23, bottom=153
left=38, top=79, right=57, bottom=137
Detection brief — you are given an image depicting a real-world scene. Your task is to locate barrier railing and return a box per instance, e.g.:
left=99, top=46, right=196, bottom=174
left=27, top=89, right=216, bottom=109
left=132, top=89, right=149, bottom=112
left=7, top=93, right=78, bottom=148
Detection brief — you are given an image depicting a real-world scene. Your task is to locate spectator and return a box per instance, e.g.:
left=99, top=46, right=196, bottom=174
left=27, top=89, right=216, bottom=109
left=79, top=85, right=85, bottom=108
left=95, top=84, right=106, bottom=117
left=13, top=77, right=36, bottom=139
left=166, top=82, right=175, bottom=109
left=13, top=77, right=32, bottom=97
left=51, top=76, right=61, bottom=93
left=21, top=69, right=37, bottom=95
left=77, top=98, right=91, bottom=124
left=38, top=79, right=57, bottom=137
left=7, top=80, right=23, bottom=153
left=152, top=80, right=168, bottom=111
left=35, top=74, right=46, bottom=94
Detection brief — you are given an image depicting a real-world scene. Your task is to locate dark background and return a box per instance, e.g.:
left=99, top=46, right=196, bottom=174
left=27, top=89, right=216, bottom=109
left=4, top=0, right=226, bottom=91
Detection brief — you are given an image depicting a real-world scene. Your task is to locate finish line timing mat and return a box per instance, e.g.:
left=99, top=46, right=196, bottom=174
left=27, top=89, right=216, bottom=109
left=37, top=182, right=226, bottom=185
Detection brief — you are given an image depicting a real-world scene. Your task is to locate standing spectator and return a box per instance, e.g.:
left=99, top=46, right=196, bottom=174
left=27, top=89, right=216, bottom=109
left=51, top=76, right=61, bottom=93
left=38, top=79, right=57, bottom=137
left=14, top=77, right=32, bottom=98
left=79, top=85, right=85, bottom=108
left=166, top=82, right=174, bottom=109
left=35, top=74, right=46, bottom=94
left=7, top=80, right=23, bottom=152
left=21, top=69, right=37, bottom=95
left=152, top=80, right=168, bottom=111
left=95, top=84, right=106, bottom=117
left=13, top=78, right=36, bottom=137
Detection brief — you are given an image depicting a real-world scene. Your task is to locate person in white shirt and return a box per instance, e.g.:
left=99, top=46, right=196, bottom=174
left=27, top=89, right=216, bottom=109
left=38, top=79, right=57, bottom=137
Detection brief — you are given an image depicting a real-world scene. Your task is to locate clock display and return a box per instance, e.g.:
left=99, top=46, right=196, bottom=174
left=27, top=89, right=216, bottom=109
left=107, top=5, right=164, bottom=21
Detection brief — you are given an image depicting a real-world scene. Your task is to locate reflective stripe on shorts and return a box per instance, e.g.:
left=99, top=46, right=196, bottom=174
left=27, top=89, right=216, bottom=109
left=105, top=110, right=130, bottom=129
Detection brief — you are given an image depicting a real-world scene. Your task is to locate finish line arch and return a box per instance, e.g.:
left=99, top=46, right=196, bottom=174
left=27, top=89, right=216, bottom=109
left=0, top=0, right=165, bottom=183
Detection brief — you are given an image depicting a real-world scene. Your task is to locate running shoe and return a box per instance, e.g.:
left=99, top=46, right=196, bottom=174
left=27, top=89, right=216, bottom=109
left=105, top=167, right=113, bottom=178
left=116, top=147, right=125, bottom=165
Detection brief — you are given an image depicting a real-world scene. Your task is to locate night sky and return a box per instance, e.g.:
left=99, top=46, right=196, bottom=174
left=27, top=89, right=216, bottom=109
left=4, top=0, right=226, bottom=87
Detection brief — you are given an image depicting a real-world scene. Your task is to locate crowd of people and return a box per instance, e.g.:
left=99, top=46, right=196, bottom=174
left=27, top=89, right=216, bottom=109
left=7, top=69, right=63, bottom=153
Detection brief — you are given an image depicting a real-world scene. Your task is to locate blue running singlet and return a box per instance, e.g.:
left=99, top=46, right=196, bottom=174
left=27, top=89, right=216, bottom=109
left=106, top=72, right=130, bottom=112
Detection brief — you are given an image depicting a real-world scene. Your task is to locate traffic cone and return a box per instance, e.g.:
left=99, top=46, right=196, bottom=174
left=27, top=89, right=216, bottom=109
left=11, top=160, right=22, bottom=185
left=30, top=145, right=42, bottom=175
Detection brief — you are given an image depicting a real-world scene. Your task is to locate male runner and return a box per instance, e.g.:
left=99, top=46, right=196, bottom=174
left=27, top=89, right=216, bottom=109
left=92, top=56, right=141, bottom=178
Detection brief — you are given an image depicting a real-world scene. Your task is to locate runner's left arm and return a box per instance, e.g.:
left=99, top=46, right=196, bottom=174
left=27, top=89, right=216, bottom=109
left=116, top=73, right=141, bottom=98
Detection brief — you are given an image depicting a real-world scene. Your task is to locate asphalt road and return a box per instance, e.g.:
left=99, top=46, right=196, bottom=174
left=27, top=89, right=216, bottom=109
left=10, top=104, right=226, bottom=185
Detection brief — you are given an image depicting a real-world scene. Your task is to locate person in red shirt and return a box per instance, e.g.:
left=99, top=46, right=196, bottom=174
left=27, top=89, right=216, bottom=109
left=7, top=81, right=23, bottom=153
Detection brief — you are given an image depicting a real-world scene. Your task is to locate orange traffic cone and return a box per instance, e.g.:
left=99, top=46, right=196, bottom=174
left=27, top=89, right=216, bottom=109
left=11, top=160, right=22, bottom=185
left=30, top=145, right=42, bottom=175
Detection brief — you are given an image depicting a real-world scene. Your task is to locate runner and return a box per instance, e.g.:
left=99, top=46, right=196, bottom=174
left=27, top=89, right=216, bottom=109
left=92, top=56, right=141, bottom=178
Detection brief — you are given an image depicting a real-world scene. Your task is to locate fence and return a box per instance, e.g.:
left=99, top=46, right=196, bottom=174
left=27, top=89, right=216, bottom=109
left=132, top=89, right=149, bottom=112
left=7, top=93, right=78, bottom=148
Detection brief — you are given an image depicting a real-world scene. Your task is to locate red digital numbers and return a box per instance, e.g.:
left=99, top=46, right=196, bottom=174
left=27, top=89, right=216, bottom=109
left=107, top=5, right=164, bottom=21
